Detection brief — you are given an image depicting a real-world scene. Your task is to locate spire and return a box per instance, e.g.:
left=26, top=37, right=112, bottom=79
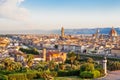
left=96, top=28, right=99, bottom=34
left=95, top=28, right=99, bottom=39
left=112, top=26, right=114, bottom=29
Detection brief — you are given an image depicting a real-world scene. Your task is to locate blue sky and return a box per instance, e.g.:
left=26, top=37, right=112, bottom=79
left=0, top=0, right=120, bottom=31
left=22, top=0, right=120, bottom=11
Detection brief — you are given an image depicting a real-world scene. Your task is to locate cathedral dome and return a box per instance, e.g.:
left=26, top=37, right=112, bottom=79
left=109, top=27, right=118, bottom=37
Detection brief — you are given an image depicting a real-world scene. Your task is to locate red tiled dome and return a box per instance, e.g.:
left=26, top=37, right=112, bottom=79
left=109, top=27, right=118, bottom=37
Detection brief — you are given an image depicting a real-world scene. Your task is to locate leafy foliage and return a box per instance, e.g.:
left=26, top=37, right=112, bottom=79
left=108, top=61, right=120, bottom=71
left=80, top=63, right=94, bottom=72
left=80, top=71, right=93, bottom=79
left=0, top=74, right=8, bottom=80
left=67, top=52, right=76, bottom=68
left=26, top=72, right=37, bottom=80
left=87, top=57, right=94, bottom=63
left=19, top=47, right=39, bottom=55
left=0, top=51, right=105, bottom=79
left=58, top=70, right=80, bottom=77
left=1, top=58, right=22, bottom=71
left=80, top=70, right=100, bottom=79
left=37, top=71, right=57, bottom=80
left=8, top=73, right=27, bottom=80
left=92, top=70, right=100, bottom=78
left=26, top=54, right=34, bottom=67
left=33, top=61, right=48, bottom=71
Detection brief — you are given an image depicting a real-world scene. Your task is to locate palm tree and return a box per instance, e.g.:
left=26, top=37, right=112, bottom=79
left=67, top=52, right=76, bottom=68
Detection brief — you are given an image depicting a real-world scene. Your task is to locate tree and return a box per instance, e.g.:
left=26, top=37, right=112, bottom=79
left=87, top=57, right=94, bottom=63
left=3, top=58, right=14, bottom=71
left=76, top=54, right=80, bottom=60
left=19, top=47, right=39, bottom=55
left=14, top=62, right=22, bottom=71
left=33, top=61, right=48, bottom=71
left=108, top=61, right=120, bottom=71
left=48, top=60, right=56, bottom=71
left=26, top=54, right=34, bottom=68
left=74, top=60, right=80, bottom=66
left=59, top=63, right=65, bottom=70
left=67, top=52, right=76, bottom=68
left=80, top=63, right=94, bottom=72
left=2, top=58, right=22, bottom=71
left=54, top=45, right=58, bottom=49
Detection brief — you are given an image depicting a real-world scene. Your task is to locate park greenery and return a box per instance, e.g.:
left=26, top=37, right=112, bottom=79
left=19, top=47, right=39, bottom=55
left=0, top=51, right=120, bottom=80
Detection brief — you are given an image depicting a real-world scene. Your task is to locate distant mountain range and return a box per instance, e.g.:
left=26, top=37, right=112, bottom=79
left=0, top=27, right=120, bottom=34
left=52, top=27, right=120, bottom=35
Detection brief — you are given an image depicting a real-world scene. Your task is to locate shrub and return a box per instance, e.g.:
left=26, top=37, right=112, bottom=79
left=26, top=72, right=37, bottom=80
left=92, top=70, right=100, bottom=78
left=80, top=70, right=100, bottom=79
left=80, top=71, right=93, bottom=79
left=36, top=72, right=43, bottom=79
left=87, top=57, right=94, bottom=63
left=69, top=70, right=80, bottom=76
left=37, top=72, right=54, bottom=80
left=0, top=70, right=15, bottom=75
left=96, top=68, right=104, bottom=77
left=108, top=61, right=120, bottom=71
left=57, top=71, right=69, bottom=76
left=0, top=74, right=8, bottom=80
left=57, top=70, right=80, bottom=77
left=59, top=64, right=65, bottom=70
left=80, top=63, right=94, bottom=72
left=36, top=71, right=57, bottom=79
left=37, top=72, right=49, bottom=79
left=65, top=64, right=71, bottom=70
left=51, top=71, right=57, bottom=77
left=8, top=73, right=27, bottom=80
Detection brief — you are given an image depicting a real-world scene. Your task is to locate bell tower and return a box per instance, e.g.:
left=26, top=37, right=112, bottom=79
left=61, top=27, right=65, bottom=38
left=96, top=28, right=99, bottom=39
left=43, top=48, right=46, bottom=61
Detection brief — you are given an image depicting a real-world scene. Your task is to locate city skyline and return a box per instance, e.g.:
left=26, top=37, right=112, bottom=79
left=0, top=0, right=120, bottom=31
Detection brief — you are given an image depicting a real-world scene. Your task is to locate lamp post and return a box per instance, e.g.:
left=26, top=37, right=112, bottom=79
left=103, top=57, right=107, bottom=75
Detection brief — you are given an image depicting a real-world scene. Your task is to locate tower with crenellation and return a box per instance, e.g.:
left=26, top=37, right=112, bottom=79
left=61, top=27, right=65, bottom=38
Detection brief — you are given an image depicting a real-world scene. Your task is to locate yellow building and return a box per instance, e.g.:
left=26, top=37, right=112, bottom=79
left=0, top=37, right=10, bottom=49
left=46, top=51, right=67, bottom=63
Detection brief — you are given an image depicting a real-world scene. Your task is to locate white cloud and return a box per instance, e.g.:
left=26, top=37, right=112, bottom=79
left=0, top=0, right=29, bottom=21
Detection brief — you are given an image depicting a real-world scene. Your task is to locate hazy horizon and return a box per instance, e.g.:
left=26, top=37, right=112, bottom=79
left=0, top=0, right=120, bottom=31
left=0, top=27, right=120, bottom=35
